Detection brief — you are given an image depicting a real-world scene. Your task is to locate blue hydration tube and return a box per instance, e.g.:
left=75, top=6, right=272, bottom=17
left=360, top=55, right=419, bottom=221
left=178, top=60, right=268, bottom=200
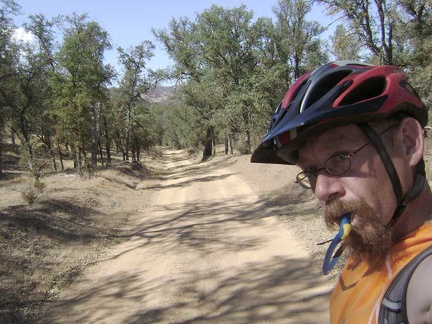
left=322, top=213, right=352, bottom=275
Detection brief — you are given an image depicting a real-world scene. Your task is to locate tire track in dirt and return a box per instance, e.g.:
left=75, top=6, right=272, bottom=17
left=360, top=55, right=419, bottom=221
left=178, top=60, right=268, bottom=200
left=41, top=149, right=333, bottom=324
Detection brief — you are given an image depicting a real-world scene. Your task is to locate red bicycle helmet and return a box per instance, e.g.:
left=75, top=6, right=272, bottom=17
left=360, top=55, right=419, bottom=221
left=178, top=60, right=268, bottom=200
left=251, top=61, right=428, bottom=165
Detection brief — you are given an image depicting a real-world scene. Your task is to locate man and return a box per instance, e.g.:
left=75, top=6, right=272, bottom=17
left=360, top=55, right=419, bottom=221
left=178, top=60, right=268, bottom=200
left=251, top=61, right=432, bottom=323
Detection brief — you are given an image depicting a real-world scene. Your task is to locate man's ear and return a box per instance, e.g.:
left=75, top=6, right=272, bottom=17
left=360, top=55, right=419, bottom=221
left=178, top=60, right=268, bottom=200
left=399, top=117, right=424, bottom=167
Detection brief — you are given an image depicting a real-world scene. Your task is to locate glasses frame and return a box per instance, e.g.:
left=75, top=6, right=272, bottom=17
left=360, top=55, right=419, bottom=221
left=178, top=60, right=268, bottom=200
left=295, top=125, right=397, bottom=190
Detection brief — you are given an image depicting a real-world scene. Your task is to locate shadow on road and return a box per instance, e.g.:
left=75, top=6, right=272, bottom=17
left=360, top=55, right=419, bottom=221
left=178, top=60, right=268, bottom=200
left=43, top=256, right=329, bottom=323
left=39, top=149, right=332, bottom=323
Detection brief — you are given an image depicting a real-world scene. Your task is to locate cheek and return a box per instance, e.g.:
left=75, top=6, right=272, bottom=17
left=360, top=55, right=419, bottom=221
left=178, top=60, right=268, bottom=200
left=346, top=165, right=397, bottom=224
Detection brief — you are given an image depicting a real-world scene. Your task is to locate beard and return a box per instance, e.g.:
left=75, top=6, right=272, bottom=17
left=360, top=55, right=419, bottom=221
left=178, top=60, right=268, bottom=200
left=324, top=199, right=393, bottom=269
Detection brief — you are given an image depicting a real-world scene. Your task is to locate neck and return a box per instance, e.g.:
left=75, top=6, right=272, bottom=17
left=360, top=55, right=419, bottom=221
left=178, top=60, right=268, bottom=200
left=392, top=182, right=432, bottom=241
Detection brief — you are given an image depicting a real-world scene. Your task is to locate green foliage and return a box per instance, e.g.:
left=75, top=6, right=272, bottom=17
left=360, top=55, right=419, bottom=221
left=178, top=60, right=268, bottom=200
left=154, top=2, right=328, bottom=156
left=321, top=0, right=432, bottom=122
left=273, top=0, right=328, bottom=79
left=112, top=42, right=158, bottom=161
left=397, top=1, right=432, bottom=107
left=158, top=101, right=200, bottom=149
left=330, top=24, right=362, bottom=61
left=49, top=13, right=114, bottom=168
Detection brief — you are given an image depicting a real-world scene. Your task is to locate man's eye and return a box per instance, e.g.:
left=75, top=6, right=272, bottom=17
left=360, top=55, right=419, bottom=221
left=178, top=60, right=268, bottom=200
left=333, top=152, right=350, bottom=161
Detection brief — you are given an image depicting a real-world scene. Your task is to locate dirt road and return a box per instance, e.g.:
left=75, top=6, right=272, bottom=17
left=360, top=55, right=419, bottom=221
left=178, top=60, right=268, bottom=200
left=41, top=150, right=333, bottom=323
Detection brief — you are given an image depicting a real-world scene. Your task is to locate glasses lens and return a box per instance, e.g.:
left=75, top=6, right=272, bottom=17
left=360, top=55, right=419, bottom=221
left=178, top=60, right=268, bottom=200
left=296, top=172, right=313, bottom=189
left=325, top=153, right=351, bottom=175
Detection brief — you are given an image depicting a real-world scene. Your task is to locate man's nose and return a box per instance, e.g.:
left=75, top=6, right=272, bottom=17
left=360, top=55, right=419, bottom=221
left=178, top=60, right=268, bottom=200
left=313, top=173, right=345, bottom=202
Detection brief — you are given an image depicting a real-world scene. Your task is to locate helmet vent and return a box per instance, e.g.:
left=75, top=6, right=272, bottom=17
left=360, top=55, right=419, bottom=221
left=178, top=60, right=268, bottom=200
left=340, top=77, right=386, bottom=105
left=305, top=70, right=352, bottom=109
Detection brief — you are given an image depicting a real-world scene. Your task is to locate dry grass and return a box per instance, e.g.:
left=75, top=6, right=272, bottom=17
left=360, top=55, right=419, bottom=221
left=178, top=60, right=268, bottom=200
left=0, top=148, right=154, bottom=323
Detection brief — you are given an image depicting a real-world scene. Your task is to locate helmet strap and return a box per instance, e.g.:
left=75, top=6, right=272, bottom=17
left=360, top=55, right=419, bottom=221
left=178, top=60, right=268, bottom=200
left=396, top=172, right=425, bottom=215
left=358, top=123, right=403, bottom=205
left=357, top=123, right=410, bottom=224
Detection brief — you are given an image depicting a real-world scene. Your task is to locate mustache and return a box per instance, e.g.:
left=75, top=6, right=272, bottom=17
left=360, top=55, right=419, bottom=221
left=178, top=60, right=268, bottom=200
left=324, top=199, right=372, bottom=229
left=324, top=199, right=393, bottom=269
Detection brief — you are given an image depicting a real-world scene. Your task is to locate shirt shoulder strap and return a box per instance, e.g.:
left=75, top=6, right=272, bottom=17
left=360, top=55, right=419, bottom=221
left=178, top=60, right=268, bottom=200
left=378, top=245, right=432, bottom=324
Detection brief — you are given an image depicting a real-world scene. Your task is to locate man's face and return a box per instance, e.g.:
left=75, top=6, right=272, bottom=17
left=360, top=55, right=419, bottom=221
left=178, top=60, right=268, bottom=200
left=297, top=124, right=400, bottom=268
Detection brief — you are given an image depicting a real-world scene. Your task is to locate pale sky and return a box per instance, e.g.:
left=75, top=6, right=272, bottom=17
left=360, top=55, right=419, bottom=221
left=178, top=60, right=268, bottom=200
left=13, top=0, right=334, bottom=72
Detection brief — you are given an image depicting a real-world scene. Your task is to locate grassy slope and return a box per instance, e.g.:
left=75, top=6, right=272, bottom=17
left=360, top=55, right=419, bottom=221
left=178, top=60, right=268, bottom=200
left=0, top=152, right=152, bottom=323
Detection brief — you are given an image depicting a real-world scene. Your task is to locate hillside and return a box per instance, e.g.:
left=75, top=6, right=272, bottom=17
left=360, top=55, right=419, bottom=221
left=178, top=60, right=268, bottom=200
left=144, top=85, right=177, bottom=103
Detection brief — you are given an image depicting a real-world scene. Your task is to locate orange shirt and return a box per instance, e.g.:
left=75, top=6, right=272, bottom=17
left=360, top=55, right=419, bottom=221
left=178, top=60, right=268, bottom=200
left=330, top=222, right=432, bottom=324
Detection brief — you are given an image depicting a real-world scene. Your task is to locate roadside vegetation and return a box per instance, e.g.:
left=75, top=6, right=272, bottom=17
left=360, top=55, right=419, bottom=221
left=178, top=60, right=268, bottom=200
left=0, top=142, right=156, bottom=323
left=1, top=0, right=432, bottom=322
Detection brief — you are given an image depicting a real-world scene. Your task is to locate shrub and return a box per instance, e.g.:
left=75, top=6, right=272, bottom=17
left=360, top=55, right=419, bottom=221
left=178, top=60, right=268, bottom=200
left=21, top=180, right=46, bottom=205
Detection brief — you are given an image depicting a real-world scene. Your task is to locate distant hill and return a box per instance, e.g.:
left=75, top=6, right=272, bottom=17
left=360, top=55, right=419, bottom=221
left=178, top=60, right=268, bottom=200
left=144, top=85, right=176, bottom=103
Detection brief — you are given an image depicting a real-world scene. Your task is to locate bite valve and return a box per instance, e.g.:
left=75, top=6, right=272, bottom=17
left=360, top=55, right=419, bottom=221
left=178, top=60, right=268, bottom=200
left=322, top=213, right=352, bottom=275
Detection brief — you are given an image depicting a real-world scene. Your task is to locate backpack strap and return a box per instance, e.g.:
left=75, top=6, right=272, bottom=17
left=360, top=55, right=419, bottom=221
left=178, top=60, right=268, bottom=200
left=378, top=245, right=432, bottom=324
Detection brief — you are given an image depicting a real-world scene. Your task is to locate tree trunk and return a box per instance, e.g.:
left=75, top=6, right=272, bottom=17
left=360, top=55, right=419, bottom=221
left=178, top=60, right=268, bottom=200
left=136, top=144, right=140, bottom=162
left=125, top=105, right=132, bottom=161
left=0, top=117, right=4, bottom=178
left=45, top=137, right=57, bottom=171
left=202, top=126, right=213, bottom=161
left=131, top=145, right=136, bottom=162
left=244, top=129, right=251, bottom=154
left=114, top=128, right=125, bottom=160
left=98, top=142, right=104, bottom=167
left=0, top=132, right=3, bottom=178
left=242, top=103, right=252, bottom=154
left=91, top=104, right=100, bottom=166
left=57, top=141, right=64, bottom=171
left=125, top=130, right=130, bottom=161
left=50, top=149, right=57, bottom=172
left=135, top=137, right=141, bottom=162
left=224, top=137, right=228, bottom=155
left=103, top=116, right=111, bottom=166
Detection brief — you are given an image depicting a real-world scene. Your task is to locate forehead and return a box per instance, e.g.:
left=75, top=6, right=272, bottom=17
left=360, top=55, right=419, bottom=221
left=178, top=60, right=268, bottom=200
left=298, top=125, right=366, bottom=162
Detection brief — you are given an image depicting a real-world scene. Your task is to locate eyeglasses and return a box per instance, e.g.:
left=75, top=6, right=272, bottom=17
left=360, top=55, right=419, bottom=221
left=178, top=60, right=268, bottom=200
left=295, top=125, right=396, bottom=190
